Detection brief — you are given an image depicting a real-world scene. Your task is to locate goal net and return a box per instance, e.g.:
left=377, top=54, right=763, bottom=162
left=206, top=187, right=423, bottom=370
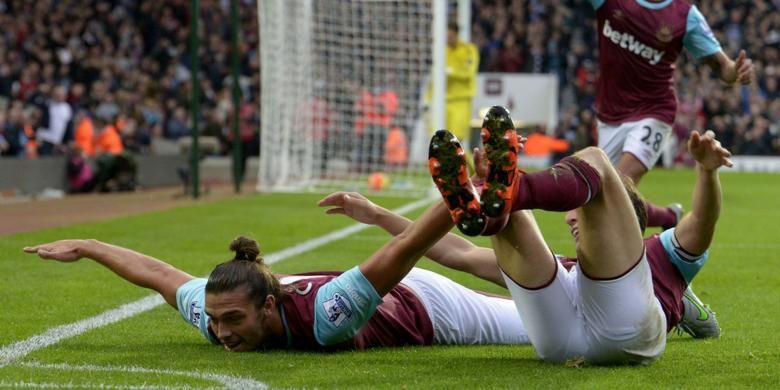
left=258, top=0, right=441, bottom=196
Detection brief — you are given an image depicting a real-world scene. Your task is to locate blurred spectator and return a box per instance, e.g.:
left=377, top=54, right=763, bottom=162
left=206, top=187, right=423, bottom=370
left=0, top=0, right=261, bottom=159
left=66, top=146, right=95, bottom=193
left=165, top=107, right=190, bottom=140
left=93, top=116, right=124, bottom=156
left=384, top=125, right=409, bottom=167
left=36, top=85, right=73, bottom=155
left=523, top=127, right=570, bottom=158
left=73, top=112, right=95, bottom=157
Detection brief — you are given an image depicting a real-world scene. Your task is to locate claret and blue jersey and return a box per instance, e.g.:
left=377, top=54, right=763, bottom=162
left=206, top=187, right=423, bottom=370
left=589, top=0, right=722, bottom=125
left=175, top=267, right=433, bottom=350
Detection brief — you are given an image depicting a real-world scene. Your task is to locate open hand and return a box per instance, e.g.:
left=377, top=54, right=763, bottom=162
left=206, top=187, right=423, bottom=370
left=318, top=192, right=380, bottom=225
left=23, top=240, right=86, bottom=262
left=688, top=130, right=733, bottom=171
left=472, top=147, right=488, bottom=181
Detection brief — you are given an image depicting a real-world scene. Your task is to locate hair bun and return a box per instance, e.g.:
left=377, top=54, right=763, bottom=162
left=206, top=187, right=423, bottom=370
left=229, top=236, right=261, bottom=262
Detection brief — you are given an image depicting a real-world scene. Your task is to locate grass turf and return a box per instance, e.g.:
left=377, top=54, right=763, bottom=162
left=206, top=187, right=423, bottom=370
left=1, top=169, right=779, bottom=388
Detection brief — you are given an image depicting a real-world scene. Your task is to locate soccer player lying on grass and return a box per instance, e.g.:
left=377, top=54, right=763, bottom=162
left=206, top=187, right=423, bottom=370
left=324, top=153, right=719, bottom=340
left=420, top=107, right=730, bottom=365
left=23, top=206, right=531, bottom=352
left=321, top=176, right=718, bottom=343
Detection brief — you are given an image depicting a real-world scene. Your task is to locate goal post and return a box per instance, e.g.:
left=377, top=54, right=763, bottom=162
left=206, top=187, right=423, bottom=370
left=257, top=0, right=451, bottom=196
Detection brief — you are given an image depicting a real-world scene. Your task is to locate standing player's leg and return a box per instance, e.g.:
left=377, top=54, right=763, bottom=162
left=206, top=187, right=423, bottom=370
left=603, top=118, right=672, bottom=185
left=445, top=99, right=471, bottom=143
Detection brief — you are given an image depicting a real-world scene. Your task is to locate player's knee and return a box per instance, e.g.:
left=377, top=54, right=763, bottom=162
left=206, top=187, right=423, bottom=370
left=574, top=147, right=623, bottom=186
left=574, top=147, right=610, bottom=172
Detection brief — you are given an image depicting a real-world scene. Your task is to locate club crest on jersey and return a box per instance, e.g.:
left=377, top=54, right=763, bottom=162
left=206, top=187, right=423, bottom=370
left=603, top=20, right=665, bottom=65
left=189, top=301, right=202, bottom=326
left=323, top=293, right=353, bottom=327
left=656, top=24, right=673, bottom=44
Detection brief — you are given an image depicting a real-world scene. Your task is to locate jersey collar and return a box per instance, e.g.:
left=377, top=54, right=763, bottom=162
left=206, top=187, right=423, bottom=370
left=636, top=0, right=673, bottom=9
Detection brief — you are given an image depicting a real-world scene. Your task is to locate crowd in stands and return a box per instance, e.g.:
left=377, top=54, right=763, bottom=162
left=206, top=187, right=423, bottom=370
left=0, top=0, right=777, bottom=165
left=0, top=0, right=260, bottom=163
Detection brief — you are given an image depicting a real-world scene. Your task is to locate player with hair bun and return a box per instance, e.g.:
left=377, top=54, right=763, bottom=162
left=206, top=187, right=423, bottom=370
left=25, top=219, right=532, bottom=352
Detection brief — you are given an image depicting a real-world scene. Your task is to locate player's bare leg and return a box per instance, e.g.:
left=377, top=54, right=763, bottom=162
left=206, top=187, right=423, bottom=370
left=490, top=146, right=643, bottom=279
left=574, top=148, right=644, bottom=278
left=490, top=210, right=556, bottom=289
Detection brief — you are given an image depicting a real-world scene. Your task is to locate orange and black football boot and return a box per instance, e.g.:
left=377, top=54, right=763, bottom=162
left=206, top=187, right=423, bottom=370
left=428, top=129, right=486, bottom=236
left=479, top=106, right=520, bottom=218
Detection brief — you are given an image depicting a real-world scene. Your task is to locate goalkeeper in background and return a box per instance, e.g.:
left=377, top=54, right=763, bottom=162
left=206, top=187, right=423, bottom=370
left=430, top=22, right=479, bottom=146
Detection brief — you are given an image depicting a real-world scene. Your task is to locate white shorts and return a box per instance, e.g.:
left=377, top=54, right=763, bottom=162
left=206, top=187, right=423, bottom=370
left=401, top=268, right=529, bottom=345
left=598, top=118, right=672, bottom=170
left=502, top=255, right=666, bottom=365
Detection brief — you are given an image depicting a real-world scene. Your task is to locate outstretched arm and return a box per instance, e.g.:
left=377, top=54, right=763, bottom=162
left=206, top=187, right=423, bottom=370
left=318, top=192, right=506, bottom=287
left=702, top=50, right=754, bottom=85
left=24, top=240, right=194, bottom=308
left=674, top=130, right=732, bottom=254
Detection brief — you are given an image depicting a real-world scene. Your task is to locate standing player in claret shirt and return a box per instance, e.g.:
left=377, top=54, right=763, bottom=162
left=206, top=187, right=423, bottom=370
left=591, top=0, right=752, bottom=227
left=588, top=0, right=753, bottom=338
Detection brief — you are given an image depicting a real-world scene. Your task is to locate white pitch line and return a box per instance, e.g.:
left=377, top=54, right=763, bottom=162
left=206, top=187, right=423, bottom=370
left=263, top=197, right=433, bottom=264
left=0, top=381, right=210, bottom=389
left=0, top=295, right=165, bottom=367
left=0, top=382, right=184, bottom=389
left=16, top=361, right=264, bottom=389
left=0, top=196, right=434, bottom=370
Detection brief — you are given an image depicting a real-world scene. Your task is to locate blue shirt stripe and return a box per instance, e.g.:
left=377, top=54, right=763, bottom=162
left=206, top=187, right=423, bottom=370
left=175, top=278, right=219, bottom=344
left=684, top=5, right=722, bottom=58
left=659, top=228, right=709, bottom=284
left=313, top=267, right=384, bottom=346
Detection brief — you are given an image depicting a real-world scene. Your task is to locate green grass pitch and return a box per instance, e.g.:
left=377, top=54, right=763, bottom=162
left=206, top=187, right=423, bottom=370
left=1, top=169, right=779, bottom=388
